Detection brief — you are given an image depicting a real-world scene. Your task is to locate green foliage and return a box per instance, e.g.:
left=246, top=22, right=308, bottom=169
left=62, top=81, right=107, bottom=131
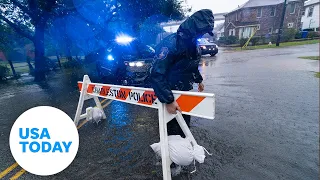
left=0, top=64, right=9, bottom=80
left=226, top=36, right=238, bottom=45
left=270, top=35, right=278, bottom=43
left=299, top=56, right=320, bottom=60
left=218, top=36, right=239, bottom=45
left=239, top=38, right=249, bottom=47
left=250, top=37, right=260, bottom=46
left=295, top=31, right=302, bottom=39
left=307, top=32, right=320, bottom=39
left=282, top=29, right=297, bottom=42
left=236, top=39, right=319, bottom=50
left=62, top=58, right=83, bottom=69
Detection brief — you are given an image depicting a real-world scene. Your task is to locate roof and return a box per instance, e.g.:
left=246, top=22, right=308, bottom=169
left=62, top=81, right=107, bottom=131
left=305, top=0, right=320, bottom=6
left=227, top=0, right=303, bottom=14
left=214, top=23, right=224, bottom=31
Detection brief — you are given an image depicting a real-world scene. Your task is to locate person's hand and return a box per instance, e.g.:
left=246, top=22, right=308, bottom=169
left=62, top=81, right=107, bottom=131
left=166, top=101, right=181, bottom=114
left=198, top=82, right=204, bottom=92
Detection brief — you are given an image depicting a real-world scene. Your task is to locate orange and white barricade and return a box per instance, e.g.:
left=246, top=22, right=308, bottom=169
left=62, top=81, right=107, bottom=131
left=74, top=75, right=215, bottom=180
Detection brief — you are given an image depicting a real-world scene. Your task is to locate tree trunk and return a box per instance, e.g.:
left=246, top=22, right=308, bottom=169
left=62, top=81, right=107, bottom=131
left=34, top=22, right=46, bottom=81
left=7, top=59, right=17, bottom=77
left=66, top=38, right=72, bottom=61
left=56, top=50, right=61, bottom=68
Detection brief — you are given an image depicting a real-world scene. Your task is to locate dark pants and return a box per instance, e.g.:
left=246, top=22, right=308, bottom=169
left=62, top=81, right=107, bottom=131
left=167, top=114, right=191, bottom=138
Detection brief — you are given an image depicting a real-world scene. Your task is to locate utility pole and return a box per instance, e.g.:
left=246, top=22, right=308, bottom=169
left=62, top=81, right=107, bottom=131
left=276, top=0, right=288, bottom=46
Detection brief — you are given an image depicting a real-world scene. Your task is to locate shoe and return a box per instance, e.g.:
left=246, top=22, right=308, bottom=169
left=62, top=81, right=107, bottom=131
left=171, top=165, right=182, bottom=177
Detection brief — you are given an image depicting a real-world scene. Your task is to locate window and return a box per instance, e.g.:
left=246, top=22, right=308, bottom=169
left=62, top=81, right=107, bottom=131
left=270, top=7, right=276, bottom=16
left=308, top=6, right=314, bottom=17
left=289, top=3, right=296, bottom=14
left=229, top=29, right=235, bottom=36
left=288, top=23, right=294, bottom=28
left=301, top=11, right=305, bottom=16
left=268, top=28, right=273, bottom=34
left=236, top=13, right=238, bottom=21
left=256, top=25, right=260, bottom=30
left=257, top=7, right=262, bottom=18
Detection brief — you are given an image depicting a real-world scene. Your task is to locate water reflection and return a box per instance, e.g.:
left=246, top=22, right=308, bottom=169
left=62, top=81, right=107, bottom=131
left=105, top=101, right=134, bottom=164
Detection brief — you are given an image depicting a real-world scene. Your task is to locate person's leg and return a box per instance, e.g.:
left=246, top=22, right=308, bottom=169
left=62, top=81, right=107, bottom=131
left=182, top=114, right=191, bottom=127
left=167, top=118, right=180, bottom=136
left=167, top=114, right=191, bottom=138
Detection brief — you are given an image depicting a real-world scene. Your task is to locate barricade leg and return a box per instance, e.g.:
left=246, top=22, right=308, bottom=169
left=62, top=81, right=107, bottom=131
left=158, top=104, right=172, bottom=180
left=175, top=112, right=197, bottom=146
left=74, top=75, right=106, bottom=126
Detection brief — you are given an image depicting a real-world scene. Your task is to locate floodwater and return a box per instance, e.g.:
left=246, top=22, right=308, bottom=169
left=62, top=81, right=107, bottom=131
left=0, top=44, right=318, bottom=179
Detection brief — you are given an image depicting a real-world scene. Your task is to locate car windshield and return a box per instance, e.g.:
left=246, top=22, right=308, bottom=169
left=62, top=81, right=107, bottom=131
left=115, top=40, right=155, bottom=58
left=198, top=38, right=210, bottom=44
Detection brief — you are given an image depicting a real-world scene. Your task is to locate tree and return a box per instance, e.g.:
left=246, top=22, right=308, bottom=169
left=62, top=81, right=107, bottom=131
left=0, top=0, right=186, bottom=81
left=0, top=23, right=17, bottom=76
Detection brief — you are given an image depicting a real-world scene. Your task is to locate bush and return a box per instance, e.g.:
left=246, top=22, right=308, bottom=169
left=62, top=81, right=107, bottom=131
left=260, top=36, right=267, bottom=44
left=295, top=31, right=302, bottom=39
left=250, top=37, right=260, bottom=46
left=307, top=32, right=320, bottom=39
left=63, top=58, right=83, bottom=69
left=218, top=36, right=227, bottom=44
left=270, top=35, right=278, bottom=43
left=282, top=29, right=297, bottom=42
left=226, top=36, right=238, bottom=45
left=239, top=38, right=249, bottom=47
left=0, top=64, right=9, bottom=80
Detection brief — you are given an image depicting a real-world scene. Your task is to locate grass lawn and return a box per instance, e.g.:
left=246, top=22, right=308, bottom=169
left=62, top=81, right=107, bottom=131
left=0, top=61, right=31, bottom=75
left=315, top=72, right=320, bottom=78
left=298, top=56, right=320, bottom=60
left=236, top=39, right=319, bottom=50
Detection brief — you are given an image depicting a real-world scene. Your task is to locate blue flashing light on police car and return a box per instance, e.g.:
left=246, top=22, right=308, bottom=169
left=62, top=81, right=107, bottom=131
left=107, top=54, right=114, bottom=61
left=116, top=35, right=134, bottom=45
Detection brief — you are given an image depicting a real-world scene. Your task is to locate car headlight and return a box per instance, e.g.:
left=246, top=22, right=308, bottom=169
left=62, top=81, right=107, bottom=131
left=107, top=55, right=114, bottom=61
left=128, top=61, right=144, bottom=67
left=136, top=62, right=143, bottom=67
left=201, top=46, right=207, bottom=49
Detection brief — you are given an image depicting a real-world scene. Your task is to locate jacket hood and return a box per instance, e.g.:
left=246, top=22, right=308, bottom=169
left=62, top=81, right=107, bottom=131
left=177, top=9, right=214, bottom=40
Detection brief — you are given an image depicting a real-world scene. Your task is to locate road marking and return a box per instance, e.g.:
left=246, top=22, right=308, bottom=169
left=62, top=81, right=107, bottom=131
left=0, top=162, right=18, bottom=179
left=77, top=120, right=88, bottom=129
left=100, top=98, right=107, bottom=104
left=102, top=100, right=113, bottom=109
left=9, top=169, right=26, bottom=180
left=3, top=99, right=110, bottom=179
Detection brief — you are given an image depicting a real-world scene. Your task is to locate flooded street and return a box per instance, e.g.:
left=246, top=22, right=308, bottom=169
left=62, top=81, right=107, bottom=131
left=0, top=44, right=318, bottom=180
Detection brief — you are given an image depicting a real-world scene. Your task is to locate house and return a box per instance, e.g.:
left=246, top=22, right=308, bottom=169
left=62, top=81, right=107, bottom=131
left=224, top=0, right=305, bottom=39
left=214, top=23, right=225, bottom=40
left=301, top=0, right=319, bottom=31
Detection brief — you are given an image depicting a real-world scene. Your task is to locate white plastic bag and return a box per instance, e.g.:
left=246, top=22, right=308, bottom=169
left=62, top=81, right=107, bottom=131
left=87, top=107, right=104, bottom=123
left=150, top=135, right=208, bottom=166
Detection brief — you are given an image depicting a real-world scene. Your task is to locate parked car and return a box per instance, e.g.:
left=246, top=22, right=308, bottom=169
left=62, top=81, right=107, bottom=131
left=91, top=35, right=155, bottom=86
left=197, top=38, right=218, bottom=56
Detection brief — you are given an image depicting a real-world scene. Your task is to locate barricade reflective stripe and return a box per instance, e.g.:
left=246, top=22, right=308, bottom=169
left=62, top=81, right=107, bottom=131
left=77, top=82, right=215, bottom=119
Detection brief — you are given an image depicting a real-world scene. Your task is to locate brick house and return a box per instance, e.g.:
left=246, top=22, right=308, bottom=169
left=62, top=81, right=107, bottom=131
left=224, top=0, right=305, bottom=39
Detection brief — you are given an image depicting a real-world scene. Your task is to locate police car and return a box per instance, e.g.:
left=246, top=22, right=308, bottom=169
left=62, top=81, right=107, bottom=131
left=93, top=35, right=155, bottom=86
left=197, top=38, right=219, bottom=56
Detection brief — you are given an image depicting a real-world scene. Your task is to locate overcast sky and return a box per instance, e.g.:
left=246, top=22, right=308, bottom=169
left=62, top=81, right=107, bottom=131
left=186, top=0, right=249, bottom=14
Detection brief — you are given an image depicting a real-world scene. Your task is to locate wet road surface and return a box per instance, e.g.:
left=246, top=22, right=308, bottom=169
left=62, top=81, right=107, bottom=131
left=0, top=44, right=318, bottom=179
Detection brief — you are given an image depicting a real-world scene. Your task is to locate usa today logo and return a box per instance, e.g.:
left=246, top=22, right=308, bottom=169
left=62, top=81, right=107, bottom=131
left=9, top=106, right=79, bottom=176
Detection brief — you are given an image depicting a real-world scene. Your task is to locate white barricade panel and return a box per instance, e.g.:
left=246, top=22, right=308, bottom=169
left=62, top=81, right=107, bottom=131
left=78, top=82, right=215, bottom=119
left=76, top=75, right=216, bottom=180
